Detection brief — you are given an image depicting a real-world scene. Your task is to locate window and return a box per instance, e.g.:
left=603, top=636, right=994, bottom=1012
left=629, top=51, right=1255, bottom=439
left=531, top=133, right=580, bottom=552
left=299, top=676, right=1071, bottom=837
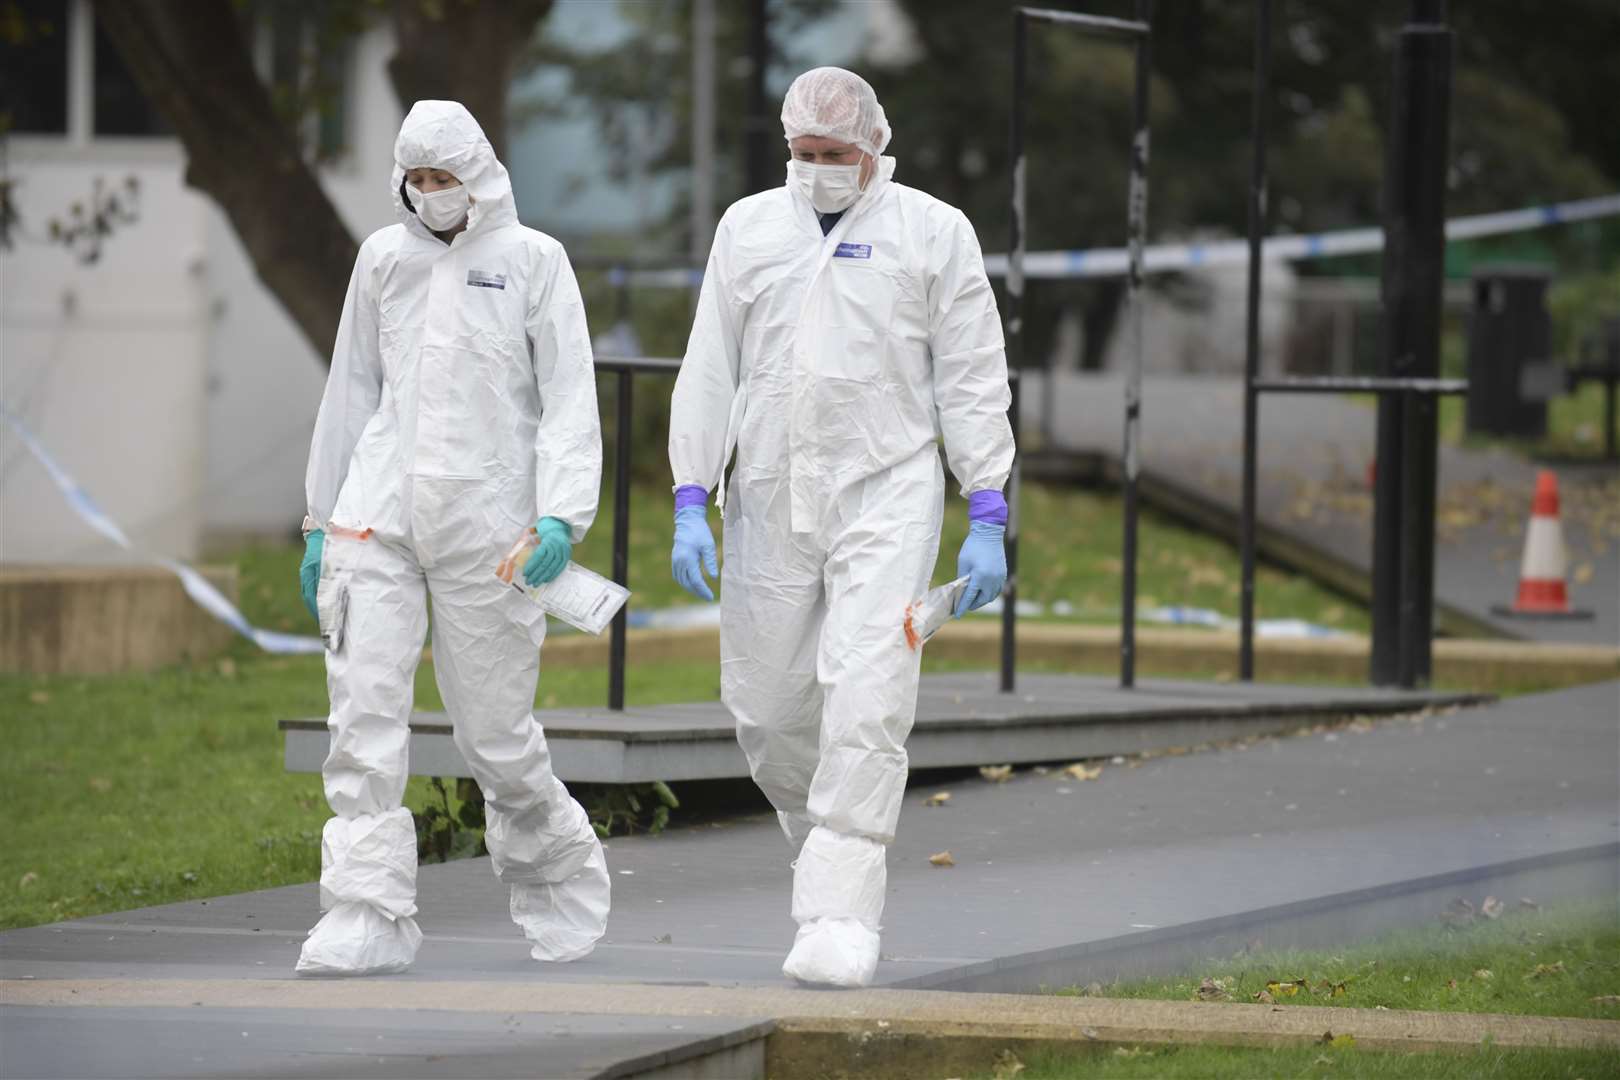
left=92, top=10, right=171, bottom=136
left=0, top=0, right=70, bottom=134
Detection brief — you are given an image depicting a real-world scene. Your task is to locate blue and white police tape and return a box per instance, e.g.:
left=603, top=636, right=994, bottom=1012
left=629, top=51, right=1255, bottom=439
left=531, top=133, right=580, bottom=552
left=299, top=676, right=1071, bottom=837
left=605, top=193, right=1620, bottom=287
left=2, top=406, right=325, bottom=656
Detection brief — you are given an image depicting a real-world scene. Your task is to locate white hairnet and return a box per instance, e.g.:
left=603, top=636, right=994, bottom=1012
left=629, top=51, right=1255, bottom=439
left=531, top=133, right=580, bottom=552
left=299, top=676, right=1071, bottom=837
left=781, top=67, right=892, bottom=158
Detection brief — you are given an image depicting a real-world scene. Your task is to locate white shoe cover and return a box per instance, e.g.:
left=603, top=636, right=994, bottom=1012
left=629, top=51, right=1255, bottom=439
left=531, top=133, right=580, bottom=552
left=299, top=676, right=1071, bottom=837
left=295, top=901, right=422, bottom=976
left=782, top=916, right=880, bottom=987
left=510, top=837, right=610, bottom=962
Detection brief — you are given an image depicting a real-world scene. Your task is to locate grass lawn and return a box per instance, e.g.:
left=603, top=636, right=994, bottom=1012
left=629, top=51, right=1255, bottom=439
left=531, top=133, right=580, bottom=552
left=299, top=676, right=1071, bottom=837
left=1002, top=901, right=1620, bottom=1078
left=1063, top=900, right=1620, bottom=1020
left=0, top=480, right=1371, bottom=930
left=978, top=1043, right=1618, bottom=1079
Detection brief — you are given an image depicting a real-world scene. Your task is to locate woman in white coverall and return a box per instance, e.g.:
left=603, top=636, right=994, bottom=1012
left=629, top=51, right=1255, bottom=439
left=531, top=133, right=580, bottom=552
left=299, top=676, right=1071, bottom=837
left=295, top=100, right=609, bottom=976
left=668, top=69, right=1014, bottom=987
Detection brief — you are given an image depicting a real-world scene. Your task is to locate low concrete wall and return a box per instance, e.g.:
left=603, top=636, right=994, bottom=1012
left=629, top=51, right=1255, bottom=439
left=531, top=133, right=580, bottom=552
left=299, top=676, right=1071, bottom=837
left=0, top=565, right=239, bottom=675
left=535, top=623, right=1619, bottom=694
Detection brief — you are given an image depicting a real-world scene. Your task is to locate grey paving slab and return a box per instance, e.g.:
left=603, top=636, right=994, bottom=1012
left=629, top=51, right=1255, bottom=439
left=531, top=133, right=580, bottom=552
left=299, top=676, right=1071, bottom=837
left=0, top=1005, right=766, bottom=1080
left=1028, top=372, right=1620, bottom=645
left=4, top=681, right=1615, bottom=1078
left=281, top=673, right=1478, bottom=783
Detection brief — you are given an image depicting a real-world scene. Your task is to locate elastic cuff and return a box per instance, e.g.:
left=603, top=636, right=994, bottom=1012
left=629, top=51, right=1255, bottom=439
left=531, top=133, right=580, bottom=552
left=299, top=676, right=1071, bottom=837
left=674, top=485, right=708, bottom=512
left=967, top=489, right=1008, bottom=525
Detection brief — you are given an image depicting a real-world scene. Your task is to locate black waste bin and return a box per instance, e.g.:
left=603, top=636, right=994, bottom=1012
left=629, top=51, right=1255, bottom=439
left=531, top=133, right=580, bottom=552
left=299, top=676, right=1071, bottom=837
left=1466, top=265, right=1552, bottom=439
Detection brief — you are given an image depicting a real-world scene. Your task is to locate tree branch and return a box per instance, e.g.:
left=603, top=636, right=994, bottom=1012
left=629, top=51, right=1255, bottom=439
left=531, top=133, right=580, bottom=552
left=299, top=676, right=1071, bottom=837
left=92, top=0, right=357, bottom=363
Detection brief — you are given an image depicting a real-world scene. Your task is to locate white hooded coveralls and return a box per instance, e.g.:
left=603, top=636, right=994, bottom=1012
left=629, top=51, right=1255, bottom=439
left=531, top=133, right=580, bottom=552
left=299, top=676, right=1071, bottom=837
left=669, top=156, right=1014, bottom=981
left=298, top=101, right=608, bottom=975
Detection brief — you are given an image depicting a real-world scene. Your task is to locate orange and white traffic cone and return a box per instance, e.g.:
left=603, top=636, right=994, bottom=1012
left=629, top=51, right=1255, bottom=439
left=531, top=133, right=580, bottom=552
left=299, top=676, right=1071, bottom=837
left=1493, top=470, right=1592, bottom=619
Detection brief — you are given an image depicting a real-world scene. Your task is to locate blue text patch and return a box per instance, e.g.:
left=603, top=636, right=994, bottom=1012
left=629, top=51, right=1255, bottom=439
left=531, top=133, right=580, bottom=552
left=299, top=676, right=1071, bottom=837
left=466, top=269, right=506, bottom=290
left=833, top=242, right=872, bottom=260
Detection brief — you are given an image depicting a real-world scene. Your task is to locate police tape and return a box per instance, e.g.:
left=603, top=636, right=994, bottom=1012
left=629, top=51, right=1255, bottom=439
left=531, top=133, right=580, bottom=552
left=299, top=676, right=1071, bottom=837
left=606, top=192, right=1620, bottom=287
left=2, top=406, right=326, bottom=656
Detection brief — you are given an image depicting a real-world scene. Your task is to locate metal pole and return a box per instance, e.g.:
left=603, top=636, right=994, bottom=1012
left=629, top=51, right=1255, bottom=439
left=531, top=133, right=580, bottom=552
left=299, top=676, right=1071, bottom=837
left=1001, top=374, right=1021, bottom=691
left=1238, top=0, right=1271, bottom=682
left=1119, top=0, right=1152, bottom=689
left=743, top=0, right=772, bottom=195
left=1393, top=2, right=1452, bottom=688
left=1002, top=8, right=1027, bottom=694
left=690, top=0, right=717, bottom=267
left=609, top=369, right=633, bottom=710
left=1373, top=0, right=1451, bottom=687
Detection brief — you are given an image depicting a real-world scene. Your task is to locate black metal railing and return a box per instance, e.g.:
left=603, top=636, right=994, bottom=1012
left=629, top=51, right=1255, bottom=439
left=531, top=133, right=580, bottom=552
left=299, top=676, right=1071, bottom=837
left=593, top=357, right=1024, bottom=709
left=1008, top=3, right=1153, bottom=690
left=1238, top=1, right=1463, bottom=690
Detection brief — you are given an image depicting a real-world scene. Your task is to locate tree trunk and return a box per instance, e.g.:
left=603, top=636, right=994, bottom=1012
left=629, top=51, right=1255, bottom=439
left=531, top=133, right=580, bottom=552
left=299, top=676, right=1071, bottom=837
left=387, top=0, right=553, bottom=162
left=92, top=0, right=358, bottom=363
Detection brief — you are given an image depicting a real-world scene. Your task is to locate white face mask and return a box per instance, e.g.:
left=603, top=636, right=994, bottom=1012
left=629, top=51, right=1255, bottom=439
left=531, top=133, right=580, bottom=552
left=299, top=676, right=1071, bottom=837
left=407, top=182, right=469, bottom=231
left=788, top=159, right=868, bottom=214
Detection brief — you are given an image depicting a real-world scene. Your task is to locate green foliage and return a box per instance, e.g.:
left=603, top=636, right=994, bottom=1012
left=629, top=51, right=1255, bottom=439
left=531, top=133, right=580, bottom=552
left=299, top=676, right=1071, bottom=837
left=413, top=777, right=488, bottom=864
left=577, top=779, right=681, bottom=838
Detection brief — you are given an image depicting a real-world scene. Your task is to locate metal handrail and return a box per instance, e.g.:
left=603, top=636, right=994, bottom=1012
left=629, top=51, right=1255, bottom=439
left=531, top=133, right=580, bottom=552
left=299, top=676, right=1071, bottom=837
left=590, top=358, right=1022, bottom=710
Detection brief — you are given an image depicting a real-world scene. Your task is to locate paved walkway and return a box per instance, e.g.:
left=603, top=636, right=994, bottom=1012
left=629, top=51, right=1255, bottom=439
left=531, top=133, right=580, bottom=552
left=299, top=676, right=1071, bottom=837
left=3, top=680, right=1615, bottom=1077
left=1027, top=373, right=1620, bottom=645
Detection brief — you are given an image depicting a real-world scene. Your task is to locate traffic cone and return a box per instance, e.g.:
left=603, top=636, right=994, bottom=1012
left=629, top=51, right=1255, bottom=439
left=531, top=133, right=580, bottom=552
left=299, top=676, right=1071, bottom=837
left=1492, top=470, right=1592, bottom=619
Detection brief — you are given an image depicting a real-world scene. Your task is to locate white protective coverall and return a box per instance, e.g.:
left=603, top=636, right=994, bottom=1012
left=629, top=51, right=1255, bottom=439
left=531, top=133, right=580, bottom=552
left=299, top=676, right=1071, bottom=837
left=299, top=101, right=608, bottom=976
left=668, top=75, right=1014, bottom=986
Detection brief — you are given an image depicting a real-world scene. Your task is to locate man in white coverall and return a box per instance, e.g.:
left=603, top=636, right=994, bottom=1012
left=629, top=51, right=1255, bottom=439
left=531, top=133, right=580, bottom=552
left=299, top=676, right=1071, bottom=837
left=668, top=69, right=1014, bottom=987
left=296, top=100, right=609, bottom=976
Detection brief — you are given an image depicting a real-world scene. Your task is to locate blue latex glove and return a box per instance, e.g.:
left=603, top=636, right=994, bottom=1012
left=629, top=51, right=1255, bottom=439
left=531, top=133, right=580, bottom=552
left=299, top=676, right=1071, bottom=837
left=671, top=505, right=718, bottom=601
left=954, top=520, right=1006, bottom=616
left=299, top=529, right=324, bottom=620
left=523, top=517, right=573, bottom=586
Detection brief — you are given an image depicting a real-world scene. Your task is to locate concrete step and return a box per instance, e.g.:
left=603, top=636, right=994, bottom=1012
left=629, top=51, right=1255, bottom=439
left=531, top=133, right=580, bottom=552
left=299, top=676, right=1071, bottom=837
left=280, top=672, right=1483, bottom=783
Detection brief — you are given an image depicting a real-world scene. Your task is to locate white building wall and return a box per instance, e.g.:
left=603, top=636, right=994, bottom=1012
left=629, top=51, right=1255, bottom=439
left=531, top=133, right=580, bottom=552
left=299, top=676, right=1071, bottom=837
left=0, top=10, right=402, bottom=565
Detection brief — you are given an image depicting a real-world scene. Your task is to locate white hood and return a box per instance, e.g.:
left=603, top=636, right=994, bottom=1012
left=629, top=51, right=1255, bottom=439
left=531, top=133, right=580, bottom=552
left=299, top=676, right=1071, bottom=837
left=390, top=100, right=517, bottom=236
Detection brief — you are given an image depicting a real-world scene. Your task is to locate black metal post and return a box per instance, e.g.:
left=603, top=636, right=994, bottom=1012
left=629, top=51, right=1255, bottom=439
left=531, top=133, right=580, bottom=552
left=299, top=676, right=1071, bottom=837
left=1003, top=10, right=1028, bottom=692
left=1372, top=0, right=1452, bottom=687
left=743, top=0, right=772, bottom=195
left=1238, top=0, right=1271, bottom=682
left=609, top=368, right=633, bottom=710
left=1119, top=0, right=1152, bottom=689
left=1001, top=373, right=1022, bottom=691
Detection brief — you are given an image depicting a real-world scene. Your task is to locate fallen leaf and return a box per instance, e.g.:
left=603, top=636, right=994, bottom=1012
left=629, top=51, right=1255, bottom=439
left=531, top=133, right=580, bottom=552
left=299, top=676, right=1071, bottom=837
left=1253, top=990, right=1276, bottom=1004
left=1314, top=1054, right=1335, bottom=1065
left=979, top=765, right=1014, bottom=783
left=28, top=690, right=50, bottom=705
left=217, top=658, right=237, bottom=678
left=1082, top=982, right=1104, bottom=997
left=1446, top=979, right=1458, bottom=990
left=18, top=871, right=38, bottom=889
left=928, top=851, right=956, bottom=867
left=923, top=791, right=952, bottom=807
left=1318, top=980, right=1348, bottom=998
left=1267, top=979, right=1308, bottom=998
left=1589, top=996, right=1620, bottom=1005
left=1525, top=962, right=1565, bottom=980
left=88, top=777, right=112, bottom=793
left=1573, top=562, right=1594, bottom=584
left=1062, top=762, right=1102, bottom=781
left=1112, top=1047, right=1153, bottom=1059
left=1197, top=977, right=1233, bottom=1001
left=1473, top=969, right=1494, bottom=981
left=654, top=933, right=672, bottom=944
left=1518, top=898, right=1541, bottom=912
left=1480, top=896, right=1504, bottom=920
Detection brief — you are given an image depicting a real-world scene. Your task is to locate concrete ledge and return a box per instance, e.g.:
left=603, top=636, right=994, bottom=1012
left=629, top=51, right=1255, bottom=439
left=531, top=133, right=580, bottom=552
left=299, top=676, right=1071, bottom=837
left=538, top=623, right=1620, bottom=692
left=8, top=978, right=1615, bottom=1058
left=0, top=564, right=238, bottom=675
